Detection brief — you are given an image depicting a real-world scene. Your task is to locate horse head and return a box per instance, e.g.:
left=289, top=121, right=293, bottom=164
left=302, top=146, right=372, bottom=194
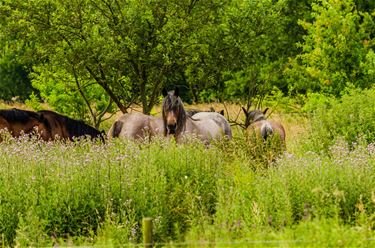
left=242, top=107, right=268, bottom=128
left=162, top=87, right=186, bottom=137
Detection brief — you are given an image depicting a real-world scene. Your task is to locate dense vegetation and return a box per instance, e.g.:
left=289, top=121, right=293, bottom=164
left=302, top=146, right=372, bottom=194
left=0, top=88, right=373, bottom=246
left=0, top=90, right=375, bottom=246
left=1, top=0, right=375, bottom=246
left=1, top=0, right=375, bottom=126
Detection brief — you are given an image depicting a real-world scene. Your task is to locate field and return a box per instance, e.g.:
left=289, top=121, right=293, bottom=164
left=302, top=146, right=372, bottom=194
left=1, top=98, right=375, bottom=247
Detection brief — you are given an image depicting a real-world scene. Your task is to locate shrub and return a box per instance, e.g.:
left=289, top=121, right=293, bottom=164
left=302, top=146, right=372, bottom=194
left=304, top=88, right=375, bottom=153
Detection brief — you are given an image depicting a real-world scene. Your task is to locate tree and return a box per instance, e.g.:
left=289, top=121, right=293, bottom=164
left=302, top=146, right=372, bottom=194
left=0, top=49, right=32, bottom=102
left=285, top=0, right=375, bottom=95
left=220, top=0, right=290, bottom=110
left=0, top=0, right=230, bottom=117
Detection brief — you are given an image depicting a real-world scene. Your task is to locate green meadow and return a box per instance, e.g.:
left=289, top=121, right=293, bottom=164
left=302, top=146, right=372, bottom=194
left=1, top=89, right=375, bottom=247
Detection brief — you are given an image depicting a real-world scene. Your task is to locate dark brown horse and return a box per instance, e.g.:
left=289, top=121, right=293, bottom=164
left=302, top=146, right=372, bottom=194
left=38, top=110, right=105, bottom=142
left=242, top=107, right=286, bottom=142
left=162, top=88, right=232, bottom=143
left=0, top=108, right=51, bottom=141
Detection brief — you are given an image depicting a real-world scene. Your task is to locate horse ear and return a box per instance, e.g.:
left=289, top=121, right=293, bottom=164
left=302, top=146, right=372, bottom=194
left=219, top=110, right=224, bottom=116
left=242, top=107, right=248, bottom=116
left=162, top=88, right=168, bottom=96
left=174, top=87, right=180, bottom=97
left=263, top=108, right=269, bottom=115
left=209, top=107, right=215, bottom=112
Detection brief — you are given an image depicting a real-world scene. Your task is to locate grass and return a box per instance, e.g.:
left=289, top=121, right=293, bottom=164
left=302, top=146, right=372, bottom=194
left=0, top=100, right=375, bottom=246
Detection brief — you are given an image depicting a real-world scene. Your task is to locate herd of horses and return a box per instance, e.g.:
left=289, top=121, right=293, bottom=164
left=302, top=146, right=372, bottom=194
left=0, top=88, right=285, bottom=145
left=0, top=108, right=105, bottom=142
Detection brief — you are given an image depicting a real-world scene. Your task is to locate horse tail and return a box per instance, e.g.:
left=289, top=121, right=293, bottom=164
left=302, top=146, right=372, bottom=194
left=261, top=122, right=273, bottom=140
left=111, top=121, right=123, bottom=138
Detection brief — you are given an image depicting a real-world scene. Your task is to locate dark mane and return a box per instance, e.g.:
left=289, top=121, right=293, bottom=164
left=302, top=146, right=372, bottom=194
left=38, top=110, right=104, bottom=141
left=0, top=108, right=42, bottom=123
left=162, top=90, right=187, bottom=137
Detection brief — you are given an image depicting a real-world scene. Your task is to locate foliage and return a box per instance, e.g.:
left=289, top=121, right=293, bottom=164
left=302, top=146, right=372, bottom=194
left=30, top=65, right=114, bottom=127
left=221, top=0, right=289, bottom=107
left=304, top=88, right=375, bottom=153
left=0, top=0, right=230, bottom=114
left=0, top=50, right=32, bottom=102
left=286, top=0, right=375, bottom=96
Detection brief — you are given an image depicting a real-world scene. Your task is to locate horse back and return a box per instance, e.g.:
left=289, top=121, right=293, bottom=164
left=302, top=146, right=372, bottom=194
left=191, top=112, right=232, bottom=139
left=38, top=110, right=68, bottom=140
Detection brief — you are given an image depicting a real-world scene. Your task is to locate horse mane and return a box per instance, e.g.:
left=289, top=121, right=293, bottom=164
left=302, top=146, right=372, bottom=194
left=162, top=90, right=187, bottom=137
left=0, top=108, right=42, bottom=123
left=38, top=110, right=104, bottom=141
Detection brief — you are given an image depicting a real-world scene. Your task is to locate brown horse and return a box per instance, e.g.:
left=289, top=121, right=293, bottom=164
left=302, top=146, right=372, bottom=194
left=107, top=112, right=164, bottom=141
left=242, top=107, right=286, bottom=142
left=38, top=110, right=105, bottom=142
left=0, top=108, right=51, bottom=141
left=162, top=88, right=232, bottom=143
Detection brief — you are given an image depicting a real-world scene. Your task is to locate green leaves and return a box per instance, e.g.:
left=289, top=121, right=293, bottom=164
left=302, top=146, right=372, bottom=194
left=287, top=0, right=375, bottom=95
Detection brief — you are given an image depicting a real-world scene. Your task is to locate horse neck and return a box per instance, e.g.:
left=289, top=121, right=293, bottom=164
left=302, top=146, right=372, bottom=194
left=64, top=117, right=95, bottom=139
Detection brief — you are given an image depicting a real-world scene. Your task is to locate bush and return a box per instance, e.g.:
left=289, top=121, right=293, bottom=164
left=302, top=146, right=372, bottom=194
left=304, top=88, right=375, bottom=153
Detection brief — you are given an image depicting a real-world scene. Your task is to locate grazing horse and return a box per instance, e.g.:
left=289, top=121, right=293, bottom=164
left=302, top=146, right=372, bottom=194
left=162, top=88, right=232, bottom=143
left=107, top=112, right=164, bottom=141
left=0, top=108, right=51, bottom=141
left=38, top=110, right=105, bottom=142
left=242, top=107, right=286, bottom=142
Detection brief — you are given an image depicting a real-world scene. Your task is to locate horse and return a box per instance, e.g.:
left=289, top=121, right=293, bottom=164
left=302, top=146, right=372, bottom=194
left=162, top=87, right=232, bottom=143
left=186, top=107, right=224, bottom=117
left=0, top=108, right=51, bottom=141
left=242, top=107, right=286, bottom=142
left=191, top=112, right=232, bottom=139
left=107, top=112, right=164, bottom=141
left=37, top=110, right=105, bottom=142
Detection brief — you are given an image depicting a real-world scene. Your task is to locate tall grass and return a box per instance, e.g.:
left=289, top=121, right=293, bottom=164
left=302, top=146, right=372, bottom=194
left=1, top=88, right=375, bottom=246
left=0, top=136, right=222, bottom=246
left=0, top=132, right=374, bottom=246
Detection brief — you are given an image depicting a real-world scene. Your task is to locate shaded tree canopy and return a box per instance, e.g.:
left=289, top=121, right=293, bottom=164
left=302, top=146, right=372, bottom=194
left=0, top=0, right=374, bottom=127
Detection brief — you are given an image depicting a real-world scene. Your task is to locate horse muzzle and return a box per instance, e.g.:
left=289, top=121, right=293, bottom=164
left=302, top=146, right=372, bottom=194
left=167, top=124, right=177, bottom=134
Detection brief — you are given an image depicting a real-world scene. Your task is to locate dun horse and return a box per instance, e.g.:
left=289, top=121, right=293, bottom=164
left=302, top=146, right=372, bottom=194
left=186, top=107, right=224, bottom=117
left=107, top=112, right=164, bottom=141
left=38, top=110, right=105, bottom=142
left=0, top=108, right=51, bottom=141
left=162, top=88, right=232, bottom=143
left=242, top=107, right=286, bottom=142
